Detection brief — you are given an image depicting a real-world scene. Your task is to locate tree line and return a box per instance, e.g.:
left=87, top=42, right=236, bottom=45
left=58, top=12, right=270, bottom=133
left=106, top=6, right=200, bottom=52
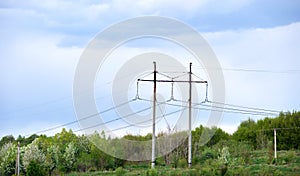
left=0, top=111, right=299, bottom=175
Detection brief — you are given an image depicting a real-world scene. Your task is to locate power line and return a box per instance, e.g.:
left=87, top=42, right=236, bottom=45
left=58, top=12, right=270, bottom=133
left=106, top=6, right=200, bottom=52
left=195, top=102, right=279, bottom=116
left=207, top=100, right=281, bottom=113
left=19, top=63, right=291, bottom=140
left=2, top=70, right=153, bottom=117
left=155, top=97, right=171, bottom=132
left=191, top=73, right=205, bottom=81
left=25, top=99, right=136, bottom=137
left=158, top=64, right=300, bottom=74
left=233, top=126, right=300, bottom=133
left=28, top=98, right=174, bottom=136
left=137, top=75, right=280, bottom=115
left=20, top=98, right=294, bottom=140
left=137, top=69, right=282, bottom=116
left=139, top=98, right=279, bottom=116
left=73, top=101, right=186, bottom=134
left=74, top=95, right=288, bottom=135
left=191, top=65, right=300, bottom=74
left=109, top=107, right=187, bottom=133
left=74, top=104, right=153, bottom=133
left=157, top=71, right=173, bottom=79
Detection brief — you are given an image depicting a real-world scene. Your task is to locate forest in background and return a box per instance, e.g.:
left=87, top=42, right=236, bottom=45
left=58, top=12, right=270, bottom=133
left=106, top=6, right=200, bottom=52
left=0, top=111, right=299, bottom=175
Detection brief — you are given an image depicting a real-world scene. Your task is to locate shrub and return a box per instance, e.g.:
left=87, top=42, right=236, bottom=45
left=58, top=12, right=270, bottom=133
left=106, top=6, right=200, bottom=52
left=88, top=166, right=97, bottom=172
left=187, top=169, right=198, bottom=176
left=146, top=168, right=158, bottom=176
left=156, top=157, right=165, bottom=166
left=115, top=166, right=126, bottom=176
left=178, top=158, right=187, bottom=168
left=26, top=160, right=46, bottom=176
left=281, top=150, right=296, bottom=164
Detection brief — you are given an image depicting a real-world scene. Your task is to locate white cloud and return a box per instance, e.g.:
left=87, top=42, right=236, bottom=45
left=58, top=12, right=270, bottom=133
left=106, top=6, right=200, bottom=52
left=0, top=0, right=255, bottom=35
left=203, top=0, right=253, bottom=14
left=201, top=22, right=300, bottom=132
left=219, top=123, right=239, bottom=134
left=2, top=22, right=299, bottom=136
left=108, top=0, right=254, bottom=17
left=91, top=22, right=300, bottom=134
left=0, top=31, right=82, bottom=114
left=0, top=0, right=299, bottom=136
left=111, top=0, right=207, bottom=16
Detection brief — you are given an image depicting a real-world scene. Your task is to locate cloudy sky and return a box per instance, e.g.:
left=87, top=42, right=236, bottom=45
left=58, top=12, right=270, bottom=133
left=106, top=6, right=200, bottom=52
left=1, top=0, right=300, bottom=138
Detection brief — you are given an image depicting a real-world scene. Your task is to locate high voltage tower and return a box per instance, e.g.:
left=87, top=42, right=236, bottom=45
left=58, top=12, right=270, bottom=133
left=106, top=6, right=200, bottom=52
left=19, top=61, right=292, bottom=171
left=138, top=62, right=207, bottom=168
left=22, top=63, right=283, bottom=138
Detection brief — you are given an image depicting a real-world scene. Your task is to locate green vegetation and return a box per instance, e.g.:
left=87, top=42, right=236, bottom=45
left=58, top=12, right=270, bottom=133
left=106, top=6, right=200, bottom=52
left=233, top=111, right=300, bottom=150
left=0, top=111, right=299, bottom=175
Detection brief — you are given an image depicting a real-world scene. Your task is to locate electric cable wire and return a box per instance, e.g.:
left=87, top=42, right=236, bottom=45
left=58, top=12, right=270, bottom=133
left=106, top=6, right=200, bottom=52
left=73, top=99, right=173, bottom=133
left=191, top=73, right=205, bottom=81
left=138, top=98, right=278, bottom=116
left=73, top=104, right=152, bottom=133
left=250, top=126, right=300, bottom=133
left=109, top=107, right=187, bottom=133
left=193, top=102, right=279, bottom=116
left=3, top=70, right=153, bottom=116
left=74, top=102, right=186, bottom=133
left=206, top=100, right=281, bottom=113
left=155, top=97, right=171, bottom=132
left=157, top=72, right=189, bottom=80
left=25, top=99, right=137, bottom=136
left=19, top=65, right=296, bottom=138
left=172, top=72, right=189, bottom=79
left=156, top=71, right=173, bottom=79
left=189, top=65, right=300, bottom=74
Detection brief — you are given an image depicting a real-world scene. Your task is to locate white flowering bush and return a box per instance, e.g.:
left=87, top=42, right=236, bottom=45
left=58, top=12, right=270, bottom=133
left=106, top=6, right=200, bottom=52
left=219, top=146, right=230, bottom=164
left=46, top=144, right=60, bottom=172
left=22, top=139, right=46, bottom=171
left=63, top=142, right=77, bottom=172
left=0, top=142, right=17, bottom=176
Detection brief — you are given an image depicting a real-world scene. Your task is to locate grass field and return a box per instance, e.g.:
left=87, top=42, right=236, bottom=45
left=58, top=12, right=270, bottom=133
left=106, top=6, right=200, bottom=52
left=67, top=150, right=300, bottom=176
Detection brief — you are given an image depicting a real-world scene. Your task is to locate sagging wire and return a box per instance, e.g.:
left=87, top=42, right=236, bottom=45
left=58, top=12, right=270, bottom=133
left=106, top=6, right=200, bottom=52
left=157, top=71, right=173, bottom=79
left=138, top=71, right=154, bottom=79
left=156, top=97, right=171, bottom=132
left=192, top=72, right=205, bottom=81
left=110, top=107, right=187, bottom=133
left=172, top=72, right=189, bottom=79
left=26, top=99, right=137, bottom=136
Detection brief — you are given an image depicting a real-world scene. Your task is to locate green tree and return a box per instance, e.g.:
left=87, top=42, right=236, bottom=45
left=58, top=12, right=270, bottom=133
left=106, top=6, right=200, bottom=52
left=206, top=127, right=230, bottom=147
left=233, top=118, right=257, bottom=147
left=54, top=128, right=77, bottom=151
left=233, top=111, right=300, bottom=150
left=0, top=135, right=15, bottom=148
left=46, top=144, right=61, bottom=174
left=26, top=160, right=46, bottom=176
left=63, top=142, right=77, bottom=172
left=22, top=139, right=46, bottom=172
left=0, top=142, right=16, bottom=176
left=23, top=134, right=39, bottom=146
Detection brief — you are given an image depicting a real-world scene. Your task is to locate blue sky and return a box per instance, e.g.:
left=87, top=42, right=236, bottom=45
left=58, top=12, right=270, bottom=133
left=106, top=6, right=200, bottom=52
left=1, top=0, right=300, bottom=138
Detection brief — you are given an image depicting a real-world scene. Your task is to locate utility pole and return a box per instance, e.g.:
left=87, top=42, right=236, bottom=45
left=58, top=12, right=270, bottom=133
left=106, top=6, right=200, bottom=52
left=274, top=128, right=277, bottom=159
left=188, top=62, right=192, bottom=168
left=138, top=62, right=207, bottom=168
left=151, top=61, right=157, bottom=168
left=15, top=142, right=20, bottom=176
